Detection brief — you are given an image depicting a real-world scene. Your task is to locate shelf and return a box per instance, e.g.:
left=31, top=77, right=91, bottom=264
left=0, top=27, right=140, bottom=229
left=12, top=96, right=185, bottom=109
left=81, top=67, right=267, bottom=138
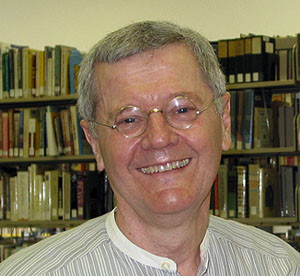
left=226, top=79, right=298, bottom=90
left=0, top=154, right=95, bottom=165
left=0, top=220, right=86, bottom=228
left=0, top=94, right=78, bottom=107
left=231, top=217, right=299, bottom=227
left=223, top=147, right=298, bottom=156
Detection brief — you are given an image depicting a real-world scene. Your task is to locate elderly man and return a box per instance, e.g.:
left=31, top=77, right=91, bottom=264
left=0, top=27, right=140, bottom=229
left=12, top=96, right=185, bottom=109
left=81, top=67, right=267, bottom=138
left=0, top=21, right=299, bottom=276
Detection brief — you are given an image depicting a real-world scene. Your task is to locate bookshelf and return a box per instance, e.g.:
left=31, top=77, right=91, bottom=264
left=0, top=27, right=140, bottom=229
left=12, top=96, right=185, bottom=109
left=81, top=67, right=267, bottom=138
left=0, top=219, right=85, bottom=228
left=0, top=155, right=95, bottom=165
left=0, top=42, right=113, bottom=250
left=216, top=76, right=300, bottom=229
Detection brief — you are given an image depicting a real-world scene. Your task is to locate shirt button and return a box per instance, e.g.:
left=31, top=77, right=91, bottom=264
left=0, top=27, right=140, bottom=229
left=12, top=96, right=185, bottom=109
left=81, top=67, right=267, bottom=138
left=161, top=261, right=171, bottom=270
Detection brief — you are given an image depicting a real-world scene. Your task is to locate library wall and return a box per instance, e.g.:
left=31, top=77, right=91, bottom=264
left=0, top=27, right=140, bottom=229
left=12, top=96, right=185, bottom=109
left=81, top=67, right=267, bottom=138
left=1, top=0, right=300, bottom=52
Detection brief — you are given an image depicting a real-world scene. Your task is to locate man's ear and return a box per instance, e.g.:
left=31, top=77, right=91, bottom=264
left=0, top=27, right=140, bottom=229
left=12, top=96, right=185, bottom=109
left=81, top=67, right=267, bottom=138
left=80, top=120, right=105, bottom=171
left=221, top=92, right=232, bottom=151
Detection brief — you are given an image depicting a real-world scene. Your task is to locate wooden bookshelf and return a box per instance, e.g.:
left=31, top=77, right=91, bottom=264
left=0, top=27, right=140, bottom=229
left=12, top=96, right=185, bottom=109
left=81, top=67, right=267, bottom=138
left=232, top=217, right=299, bottom=227
left=223, top=147, right=298, bottom=156
left=226, top=79, right=298, bottom=90
left=0, top=220, right=85, bottom=228
left=0, top=94, right=78, bottom=108
left=0, top=154, right=95, bottom=165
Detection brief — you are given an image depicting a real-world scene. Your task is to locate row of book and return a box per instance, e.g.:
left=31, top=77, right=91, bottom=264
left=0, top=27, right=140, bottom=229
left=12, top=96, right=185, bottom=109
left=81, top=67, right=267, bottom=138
left=0, top=164, right=114, bottom=222
left=0, top=42, right=83, bottom=99
left=230, top=89, right=299, bottom=150
left=210, top=158, right=300, bottom=219
left=212, top=34, right=299, bottom=84
left=0, top=104, right=91, bottom=158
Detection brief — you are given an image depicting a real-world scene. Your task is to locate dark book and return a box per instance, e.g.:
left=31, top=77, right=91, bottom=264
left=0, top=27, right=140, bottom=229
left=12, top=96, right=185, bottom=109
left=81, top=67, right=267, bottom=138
left=84, top=171, right=106, bottom=219
left=230, top=90, right=237, bottom=149
left=242, top=89, right=255, bottom=149
left=251, top=35, right=276, bottom=82
left=235, top=38, right=245, bottom=83
left=244, top=36, right=252, bottom=82
left=217, top=40, right=228, bottom=82
left=228, top=39, right=236, bottom=84
left=227, top=166, right=237, bottom=218
left=296, top=33, right=300, bottom=82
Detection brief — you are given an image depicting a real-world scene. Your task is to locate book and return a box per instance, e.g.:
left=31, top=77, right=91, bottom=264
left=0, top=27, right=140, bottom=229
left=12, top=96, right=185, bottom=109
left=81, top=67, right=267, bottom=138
left=251, top=35, right=276, bottom=82
left=44, top=170, right=59, bottom=220
left=279, top=166, right=296, bottom=217
left=253, top=107, right=273, bottom=148
left=257, top=167, right=275, bottom=218
left=217, top=164, right=228, bottom=218
left=227, top=166, right=237, bottom=218
left=213, top=173, right=219, bottom=216
left=295, top=33, right=300, bottom=82
left=9, top=176, right=17, bottom=221
left=55, top=45, right=74, bottom=95
left=230, top=90, right=237, bottom=149
left=0, top=110, right=2, bottom=157
left=69, top=49, right=82, bottom=94
left=13, top=111, right=20, bottom=157
left=242, top=89, right=254, bottom=149
left=76, top=172, right=85, bottom=220
left=236, top=165, right=248, bottom=218
left=62, top=170, right=71, bottom=220
left=70, top=172, right=78, bottom=220
left=46, top=106, right=59, bottom=156
left=244, top=36, right=252, bottom=82
left=44, top=46, right=55, bottom=96
left=248, top=164, right=260, bottom=218
left=275, top=35, right=296, bottom=81
left=17, top=171, right=29, bottom=221
left=235, top=38, right=245, bottom=83
left=228, top=39, right=236, bottom=84
left=236, top=92, right=243, bottom=149
left=0, top=42, right=11, bottom=99
left=217, top=40, right=228, bottom=82
left=42, top=171, right=51, bottom=221
left=84, top=171, right=106, bottom=219
left=2, top=112, right=9, bottom=158
left=8, top=109, right=14, bottom=157
left=60, top=108, right=74, bottom=155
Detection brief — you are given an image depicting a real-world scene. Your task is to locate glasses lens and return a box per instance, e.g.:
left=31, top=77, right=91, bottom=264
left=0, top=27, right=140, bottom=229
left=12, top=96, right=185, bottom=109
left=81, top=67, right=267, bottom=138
left=165, top=96, right=199, bottom=129
left=115, top=106, right=147, bottom=137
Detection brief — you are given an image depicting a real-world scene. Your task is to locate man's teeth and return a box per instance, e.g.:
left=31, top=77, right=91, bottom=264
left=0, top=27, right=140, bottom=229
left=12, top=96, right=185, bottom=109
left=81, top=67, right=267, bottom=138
left=140, top=159, right=190, bottom=174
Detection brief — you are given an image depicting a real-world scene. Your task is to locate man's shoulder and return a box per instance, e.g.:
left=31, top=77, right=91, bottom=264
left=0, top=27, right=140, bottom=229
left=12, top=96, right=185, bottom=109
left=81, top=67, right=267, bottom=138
left=208, top=215, right=300, bottom=267
left=0, top=213, right=110, bottom=276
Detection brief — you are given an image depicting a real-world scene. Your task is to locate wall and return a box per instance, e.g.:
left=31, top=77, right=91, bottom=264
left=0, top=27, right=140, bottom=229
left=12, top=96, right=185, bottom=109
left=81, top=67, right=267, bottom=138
left=1, top=0, right=299, bottom=52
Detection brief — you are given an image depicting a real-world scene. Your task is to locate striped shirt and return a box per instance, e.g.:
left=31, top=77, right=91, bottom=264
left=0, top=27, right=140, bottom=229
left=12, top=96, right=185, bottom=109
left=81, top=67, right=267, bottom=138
left=0, top=210, right=299, bottom=276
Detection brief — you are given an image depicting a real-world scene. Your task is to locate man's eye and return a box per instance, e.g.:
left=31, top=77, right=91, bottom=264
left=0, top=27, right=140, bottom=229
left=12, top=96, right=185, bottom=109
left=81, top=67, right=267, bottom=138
left=124, top=118, right=136, bottom=124
left=177, top=107, right=189, bottom=114
left=118, top=117, right=137, bottom=125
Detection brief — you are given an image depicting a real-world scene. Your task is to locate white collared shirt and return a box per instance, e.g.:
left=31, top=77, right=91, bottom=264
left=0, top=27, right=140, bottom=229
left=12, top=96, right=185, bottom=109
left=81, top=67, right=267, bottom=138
left=0, top=210, right=299, bottom=276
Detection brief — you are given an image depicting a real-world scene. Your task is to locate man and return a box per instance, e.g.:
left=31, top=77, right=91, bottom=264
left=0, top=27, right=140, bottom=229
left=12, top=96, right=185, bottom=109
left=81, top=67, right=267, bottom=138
left=1, top=21, right=299, bottom=276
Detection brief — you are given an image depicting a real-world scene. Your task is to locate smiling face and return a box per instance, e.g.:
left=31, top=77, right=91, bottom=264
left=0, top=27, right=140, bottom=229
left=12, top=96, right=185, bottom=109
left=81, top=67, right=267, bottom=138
left=83, top=43, right=231, bottom=220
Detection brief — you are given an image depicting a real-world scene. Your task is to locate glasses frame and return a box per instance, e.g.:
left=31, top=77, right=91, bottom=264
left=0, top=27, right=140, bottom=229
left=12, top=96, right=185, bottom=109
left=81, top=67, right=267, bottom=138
left=91, top=95, right=217, bottom=138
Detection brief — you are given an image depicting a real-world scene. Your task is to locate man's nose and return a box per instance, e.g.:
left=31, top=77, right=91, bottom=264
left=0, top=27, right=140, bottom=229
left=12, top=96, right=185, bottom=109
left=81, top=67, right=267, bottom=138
left=140, top=111, right=179, bottom=150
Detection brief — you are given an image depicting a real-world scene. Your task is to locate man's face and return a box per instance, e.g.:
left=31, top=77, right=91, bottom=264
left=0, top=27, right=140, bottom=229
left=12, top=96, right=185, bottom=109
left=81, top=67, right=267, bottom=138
left=85, top=44, right=231, bottom=218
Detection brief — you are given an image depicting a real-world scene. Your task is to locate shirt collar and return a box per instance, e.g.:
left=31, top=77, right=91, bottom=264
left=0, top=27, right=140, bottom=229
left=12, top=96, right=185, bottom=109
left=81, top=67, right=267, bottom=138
left=106, top=208, right=210, bottom=273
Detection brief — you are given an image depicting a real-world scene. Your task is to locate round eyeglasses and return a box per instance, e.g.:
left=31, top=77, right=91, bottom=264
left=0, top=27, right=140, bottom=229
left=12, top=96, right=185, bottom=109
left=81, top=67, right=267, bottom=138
left=91, top=95, right=215, bottom=138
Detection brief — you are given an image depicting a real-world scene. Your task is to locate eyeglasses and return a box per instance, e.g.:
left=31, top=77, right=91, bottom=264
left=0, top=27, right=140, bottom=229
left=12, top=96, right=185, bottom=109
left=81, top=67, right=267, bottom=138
left=91, top=95, right=215, bottom=138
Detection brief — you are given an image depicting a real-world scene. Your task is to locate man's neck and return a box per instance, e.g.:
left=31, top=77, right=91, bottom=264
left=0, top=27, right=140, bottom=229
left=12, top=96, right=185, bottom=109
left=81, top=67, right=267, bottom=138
left=115, top=199, right=210, bottom=275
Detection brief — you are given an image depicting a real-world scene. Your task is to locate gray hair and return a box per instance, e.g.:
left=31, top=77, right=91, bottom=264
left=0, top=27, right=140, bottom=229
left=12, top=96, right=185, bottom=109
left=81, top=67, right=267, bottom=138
left=78, top=21, right=226, bottom=136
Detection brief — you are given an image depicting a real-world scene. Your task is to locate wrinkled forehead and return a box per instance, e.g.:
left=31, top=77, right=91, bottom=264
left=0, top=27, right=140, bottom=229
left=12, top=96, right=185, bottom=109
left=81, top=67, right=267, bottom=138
left=93, top=44, right=212, bottom=115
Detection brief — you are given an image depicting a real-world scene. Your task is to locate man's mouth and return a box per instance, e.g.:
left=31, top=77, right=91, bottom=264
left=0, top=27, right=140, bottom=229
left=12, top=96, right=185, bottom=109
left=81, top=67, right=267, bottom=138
left=139, top=158, right=190, bottom=174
